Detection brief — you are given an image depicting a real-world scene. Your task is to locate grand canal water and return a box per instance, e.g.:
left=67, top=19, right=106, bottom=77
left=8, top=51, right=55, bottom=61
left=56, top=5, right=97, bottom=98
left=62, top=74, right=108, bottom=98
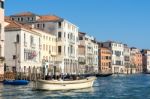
left=0, top=74, right=150, bottom=99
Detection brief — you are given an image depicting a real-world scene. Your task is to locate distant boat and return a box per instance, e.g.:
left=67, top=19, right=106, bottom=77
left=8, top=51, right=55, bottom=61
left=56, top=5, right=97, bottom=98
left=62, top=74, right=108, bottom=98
left=33, top=76, right=96, bottom=91
left=3, top=80, right=29, bottom=85
left=95, top=73, right=112, bottom=77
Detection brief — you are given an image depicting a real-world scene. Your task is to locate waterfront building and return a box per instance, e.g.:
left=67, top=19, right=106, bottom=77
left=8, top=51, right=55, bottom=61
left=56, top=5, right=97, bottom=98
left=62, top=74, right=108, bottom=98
left=78, top=33, right=86, bottom=74
left=98, top=43, right=112, bottom=73
left=141, top=49, right=150, bottom=73
left=78, top=32, right=98, bottom=74
left=5, top=19, right=41, bottom=73
left=130, top=47, right=143, bottom=73
left=9, top=12, right=79, bottom=74
left=0, top=0, right=5, bottom=76
left=33, top=29, right=57, bottom=73
left=101, top=41, right=124, bottom=74
left=124, top=44, right=132, bottom=74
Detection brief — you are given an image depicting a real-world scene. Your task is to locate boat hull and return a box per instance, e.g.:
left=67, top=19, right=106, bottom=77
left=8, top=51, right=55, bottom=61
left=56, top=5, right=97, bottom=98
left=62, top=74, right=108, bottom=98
left=34, top=76, right=96, bottom=91
left=3, top=80, right=29, bottom=85
left=96, top=73, right=112, bottom=77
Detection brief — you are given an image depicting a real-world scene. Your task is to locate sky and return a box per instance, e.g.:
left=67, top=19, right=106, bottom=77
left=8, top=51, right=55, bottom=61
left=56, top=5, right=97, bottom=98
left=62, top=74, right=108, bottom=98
left=5, top=0, right=150, bottom=49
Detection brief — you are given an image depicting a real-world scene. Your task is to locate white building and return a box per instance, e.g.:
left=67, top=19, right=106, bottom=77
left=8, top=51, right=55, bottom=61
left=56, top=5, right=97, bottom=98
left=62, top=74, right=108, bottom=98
left=141, top=49, right=150, bottom=73
left=101, top=41, right=124, bottom=73
left=0, top=0, right=5, bottom=75
left=10, top=12, right=79, bottom=74
left=78, top=32, right=98, bottom=73
left=33, top=29, right=57, bottom=73
left=5, top=19, right=41, bottom=73
left=124, top=44, right=131, bottom=74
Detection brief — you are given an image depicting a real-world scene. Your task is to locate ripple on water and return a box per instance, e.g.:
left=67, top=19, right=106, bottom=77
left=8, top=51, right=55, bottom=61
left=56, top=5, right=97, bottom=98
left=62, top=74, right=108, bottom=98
left=0, top=74, right=150, bottom=99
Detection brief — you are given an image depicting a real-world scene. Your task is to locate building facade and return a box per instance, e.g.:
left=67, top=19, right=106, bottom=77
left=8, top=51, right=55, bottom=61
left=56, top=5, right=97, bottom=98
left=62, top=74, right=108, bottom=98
left=124, top=44, right=131, bottom=74
left=0, top=0, right=4, bottom=75
left=10, top=12, right=79, bottom=74
left=130, top=47, right=143, bottom=73
left=141, top=49, right=150, bottom=73
left=5, top=20, right=41, bottom=73
left=78, top=32, right=98, bottom=73
left=33, top=29, right=57, bottom=72
left=98, top=46, right=112, bottom=73
left=101, top=41, right=124, bottom=74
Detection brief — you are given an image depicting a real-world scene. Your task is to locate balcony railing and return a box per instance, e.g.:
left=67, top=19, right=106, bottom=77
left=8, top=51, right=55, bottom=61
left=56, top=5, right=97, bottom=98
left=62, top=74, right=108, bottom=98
left=69, top=39, right=75, bottom=44
left=57, top=38, right=62, bottom=42
left=31, top=43, right=36, bottom=48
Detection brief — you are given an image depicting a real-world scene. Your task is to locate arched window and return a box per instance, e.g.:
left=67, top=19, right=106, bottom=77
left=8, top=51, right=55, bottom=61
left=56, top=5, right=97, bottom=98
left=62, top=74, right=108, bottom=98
left=16, top=34, right=19, bottom=43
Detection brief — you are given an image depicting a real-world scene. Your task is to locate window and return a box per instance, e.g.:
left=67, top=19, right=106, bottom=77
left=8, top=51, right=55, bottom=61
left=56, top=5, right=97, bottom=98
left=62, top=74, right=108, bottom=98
left=58, top=32, right=61, bottom=38
left=68, top=34, right=69, bottom=39
left=58, top=22, right=61, bottom=28
left=64, top=32, right=66, bottom=38
left=43, top=24, right=45, bottom=28
left=115, top=51, right=121, bottom=56
left=109, top=43, right=111, bottom=47
left=43, top=44, right=45, bottom=51
left=0, top=1, right=4, bottom=9
left=30, top=36, right=33, bottom=45
left=13, top=55, right=16, bottom=59
left=37, top=24, right=40, bottom=28
left=79, top=37, right=83, bottom=40
left=58, top=46, right=61, bottom=54
left=49, top=46, right=51, bottom=54
left=17, top=18, right=20, bottom=21
left=70, top=45, right=73, bottom=54
left=116, top=61, right=121, bottom=65
left=70, top=34, right=73, bottom=39
left=64, top=46, right=65, bottom=55
left=39, top=51, right=41, bottom=61
left=21, top=18, right=23, bottom=21
left=68, top=47, right=70, bottom=54
left=16, top=34, right=19, bottom=43
left=24, top=49, right=26, bottom=60
left=46, top=45, right=48, bottom=51
left=24, top=33, right=26, bottom=43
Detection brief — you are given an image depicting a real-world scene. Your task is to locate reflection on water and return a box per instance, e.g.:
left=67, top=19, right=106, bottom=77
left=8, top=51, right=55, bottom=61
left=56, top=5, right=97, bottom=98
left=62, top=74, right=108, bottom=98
left=0, top=74, right=150, bottom=99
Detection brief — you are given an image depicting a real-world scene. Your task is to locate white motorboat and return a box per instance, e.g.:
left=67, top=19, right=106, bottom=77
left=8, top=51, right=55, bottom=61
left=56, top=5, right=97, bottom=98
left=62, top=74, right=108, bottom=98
left=33, top=76, right=96, bottom=91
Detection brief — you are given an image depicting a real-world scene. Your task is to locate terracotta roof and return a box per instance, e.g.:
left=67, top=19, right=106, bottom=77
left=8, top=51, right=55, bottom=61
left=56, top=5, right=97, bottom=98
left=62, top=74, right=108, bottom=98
left=5, top=18, right=33, bottom=31
left=5, top=16, right=12, bottom=23
left=37, top=15, right=62, bottom=22
left=11, top=12, right=37, bottom=17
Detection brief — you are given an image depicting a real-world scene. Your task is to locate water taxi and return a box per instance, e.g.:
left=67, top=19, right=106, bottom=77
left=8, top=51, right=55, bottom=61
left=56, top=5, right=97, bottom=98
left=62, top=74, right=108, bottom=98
left=33, top=76, right=96, bottom=91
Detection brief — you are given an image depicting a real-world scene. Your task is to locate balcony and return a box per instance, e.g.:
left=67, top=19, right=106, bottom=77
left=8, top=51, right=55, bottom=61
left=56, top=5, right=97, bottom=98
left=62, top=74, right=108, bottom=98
left=31, top=43, right=36, bottom=48
left=69, top=39, right=75, bottom=44
left=57, top=38, right=62, bottom=42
